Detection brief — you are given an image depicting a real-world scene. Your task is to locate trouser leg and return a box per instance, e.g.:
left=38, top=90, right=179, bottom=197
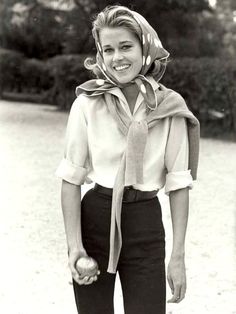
left=73, top=269, right=116, bottom=314
left=72, top=188, right=116, bottom=314
left=118, top=197, right=166, bottom=314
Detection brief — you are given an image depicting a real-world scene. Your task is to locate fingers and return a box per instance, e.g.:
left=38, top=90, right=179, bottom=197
left=68, top=252, right=101, bottom=286
left=178, top=281, right=186, bottom=302
left=78, top=275, right=94, bottom=285
left=167, top=274, right=174, bottom=295
left=167, top=281, right=186, bottom=303
left=167, top=282, right=181, bottom=303
left=77, top=273, right=100, bottom=285
left=69, top=261, right=81, bottom=284
left=75, top=269, right=101, bottom=286
left=167, top=259, right=187, bottom=303
left=71, top=269, right=81, bottom=284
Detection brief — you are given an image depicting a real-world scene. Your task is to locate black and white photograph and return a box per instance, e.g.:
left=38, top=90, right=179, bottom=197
left=0, top=0, right=236, bottom=313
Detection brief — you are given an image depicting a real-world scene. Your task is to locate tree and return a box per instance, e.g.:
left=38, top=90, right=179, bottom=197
left=0, top=0, right=66, bottom=58
left=214, top=0, right=236, bottom=57
left=0, top=0, right=227, bottom=58
left=70, top=0, right=225, bottom=58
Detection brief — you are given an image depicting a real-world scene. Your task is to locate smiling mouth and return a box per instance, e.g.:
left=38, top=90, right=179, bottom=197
left=114, top=64, right=131, bottom=72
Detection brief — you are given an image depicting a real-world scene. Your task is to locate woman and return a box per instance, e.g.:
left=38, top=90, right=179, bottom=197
left=56, top=5, right=200, bottom=314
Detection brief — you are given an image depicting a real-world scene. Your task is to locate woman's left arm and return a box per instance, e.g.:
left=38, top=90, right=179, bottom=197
left=167, top=187, right=189, bottom=303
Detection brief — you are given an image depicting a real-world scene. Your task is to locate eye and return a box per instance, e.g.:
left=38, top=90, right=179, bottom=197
left=103, top=48, right=113, bottom=54
left=121, top=44, right=132, bottom=50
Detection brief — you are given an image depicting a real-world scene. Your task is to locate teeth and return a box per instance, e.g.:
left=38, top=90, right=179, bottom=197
left=114, top=65, right=130, bottom=71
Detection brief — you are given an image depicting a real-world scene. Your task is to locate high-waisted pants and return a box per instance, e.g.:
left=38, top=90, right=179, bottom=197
left=73, top=188, right=166, bottom=314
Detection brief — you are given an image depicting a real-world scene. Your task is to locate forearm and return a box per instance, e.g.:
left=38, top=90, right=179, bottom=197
left=169, top=187, right=189, bottom=259
left=61, top=180, right=84, bottom=253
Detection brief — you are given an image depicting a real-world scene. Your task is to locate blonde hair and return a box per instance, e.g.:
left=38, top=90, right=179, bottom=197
left=84, top=6, right=141, bottom=78
left=84, top=5, right=168, bottom=80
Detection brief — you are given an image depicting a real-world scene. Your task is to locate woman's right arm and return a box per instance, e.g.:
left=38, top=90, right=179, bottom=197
left=57, top=97, right=99, bottom=284
left=61, top=180, right=98, bottom=285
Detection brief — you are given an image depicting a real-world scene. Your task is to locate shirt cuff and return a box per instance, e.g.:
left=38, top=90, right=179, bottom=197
left=55, top=158, right=88, bottom=185
left=165, top=170, right=193, bottom=195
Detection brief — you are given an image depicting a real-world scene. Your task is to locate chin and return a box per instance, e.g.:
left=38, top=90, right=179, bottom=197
left=109, top=67, right=134, bottom=83
left=117, top=79, right=129, bottom=84
left=115, top=75, right=135, bottom=85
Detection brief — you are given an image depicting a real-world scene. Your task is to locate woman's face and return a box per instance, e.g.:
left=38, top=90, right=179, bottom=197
left=99, top=27, right=143, bottom=84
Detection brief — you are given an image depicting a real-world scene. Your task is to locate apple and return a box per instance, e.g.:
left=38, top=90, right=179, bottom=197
left=75, top=256, right=99, bottom=278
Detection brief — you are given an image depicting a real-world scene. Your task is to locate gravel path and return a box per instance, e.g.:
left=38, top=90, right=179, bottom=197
left=0, top=100, right=235, bottom=314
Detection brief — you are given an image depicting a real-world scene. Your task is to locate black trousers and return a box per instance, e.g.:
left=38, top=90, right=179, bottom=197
left=73, top=188, right=166, bottom=314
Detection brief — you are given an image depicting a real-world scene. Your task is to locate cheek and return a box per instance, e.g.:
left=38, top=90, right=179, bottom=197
left=136, top=54, right=143, bottom=72
left=138, top=58, right=143, bottom=70
left=135, top=47, right=143, bottom=71
left=103, top=55, right=111, bottom=68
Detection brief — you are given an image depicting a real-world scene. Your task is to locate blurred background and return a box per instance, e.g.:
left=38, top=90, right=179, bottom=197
left=0, top=0, right=236, bottom=138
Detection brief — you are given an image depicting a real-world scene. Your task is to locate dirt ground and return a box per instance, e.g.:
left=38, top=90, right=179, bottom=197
left=0, top=100, right=235, bottom=314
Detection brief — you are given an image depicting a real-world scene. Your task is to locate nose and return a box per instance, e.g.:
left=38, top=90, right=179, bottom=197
left=112, top=50, right=123, bottom=62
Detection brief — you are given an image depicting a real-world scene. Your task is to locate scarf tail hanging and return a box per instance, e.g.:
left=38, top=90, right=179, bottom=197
left=125, top=120, right=148, bottom=185
left=107, top=154, right=126, bottom=273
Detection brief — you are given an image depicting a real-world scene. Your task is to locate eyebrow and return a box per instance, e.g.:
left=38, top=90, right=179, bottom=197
left=102, top=40, right=133, bottom=48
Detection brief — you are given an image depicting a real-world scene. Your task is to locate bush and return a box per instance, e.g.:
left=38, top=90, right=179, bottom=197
left=20, top=58, right=54, bottom=94
left=162, top=57, right=236, bottom=137
left=47, top=54, right=92, bottom=110
left=0, top=48, right=23, bottom=95
left=0, top=50, right=90, bottom=107
left=0, top=48, right=53, bottom=101
left=1, top=4, right=65, bottom=59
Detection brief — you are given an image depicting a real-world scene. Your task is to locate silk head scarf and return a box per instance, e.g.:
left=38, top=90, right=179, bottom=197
left=76, top=7, right=170, bottom=110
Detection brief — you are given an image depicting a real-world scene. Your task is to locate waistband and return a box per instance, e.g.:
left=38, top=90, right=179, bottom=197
left=94, top=183, right=158, bottom=203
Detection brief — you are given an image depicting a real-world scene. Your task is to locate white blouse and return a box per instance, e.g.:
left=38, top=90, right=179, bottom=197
left=56, top=79, right=193, bottom=195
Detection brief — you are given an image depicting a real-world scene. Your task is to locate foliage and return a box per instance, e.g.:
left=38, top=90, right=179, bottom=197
left=0, top=49, right=89, bottom=107
left=48, top=54, right=91, bottom=109
left=0, top=48, right=53, bottom=99
left=73, top=0, right=210, bottom=13
left=0, top=0, right=226, bottom=58
left=162, top=57, right=236, bottom=136
left=60, top=7, right=95, bottom=55
left=72, top=0, right=224, bottom=58
left=149, top=10, right=225, bottom=58
left=0, top=1, right=65, bottom=58
left=0, top=48, right=23, bottom=95
left=214, top=0, right=236, bottom=58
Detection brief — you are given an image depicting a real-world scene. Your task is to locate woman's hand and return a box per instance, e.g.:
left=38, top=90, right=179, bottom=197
left=68, top=248, right=100, bottom=286
left=167, top=256, right=187, bottom=303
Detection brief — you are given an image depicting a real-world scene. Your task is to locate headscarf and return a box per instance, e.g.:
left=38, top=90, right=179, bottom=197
left=76, top=7, right=170, bottom=110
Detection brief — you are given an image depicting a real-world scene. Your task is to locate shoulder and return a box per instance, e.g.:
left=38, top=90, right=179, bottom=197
left=158, top=83, right=186, bottom=104
left=70, top=94, right=104, bottom=115
left=159, top=85, right=199, bottom=127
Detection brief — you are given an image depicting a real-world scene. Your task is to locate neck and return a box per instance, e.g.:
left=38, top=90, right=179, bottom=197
left=122, top=83, right=139, bottom=114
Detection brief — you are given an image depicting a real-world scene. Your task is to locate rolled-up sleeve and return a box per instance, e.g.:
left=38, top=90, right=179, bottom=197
left=55, top=96, right=90, bottom=185
left=164, top=117, right=193, bottom=195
